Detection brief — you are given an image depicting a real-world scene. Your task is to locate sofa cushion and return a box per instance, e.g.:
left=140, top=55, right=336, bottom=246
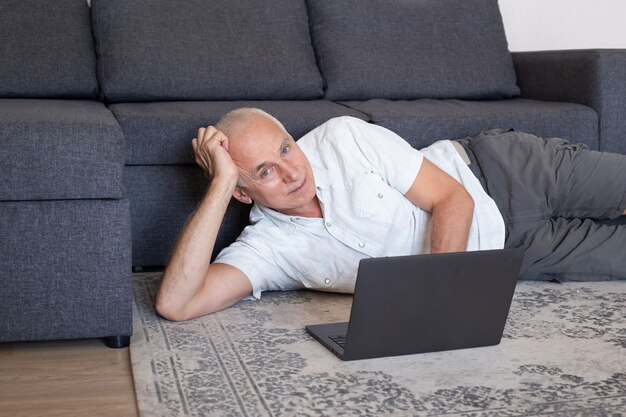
left=307, top=0, right=519, bottom=101
left=0, top=0, right=98, bottom=98
left=0, top=99, right=126, bottom=201
left=110, top=101, right=369, bottom=165
left=91, top=0, right=324, bottom=102
left=341, top=98, right=599, bottom=149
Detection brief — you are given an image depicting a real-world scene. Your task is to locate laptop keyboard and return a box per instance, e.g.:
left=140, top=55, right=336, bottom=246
left=329, top=334, right=347, bottom=348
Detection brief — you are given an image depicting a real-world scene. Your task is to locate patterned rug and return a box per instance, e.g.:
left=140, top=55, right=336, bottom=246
left=130, top=273, right=626, bottom=417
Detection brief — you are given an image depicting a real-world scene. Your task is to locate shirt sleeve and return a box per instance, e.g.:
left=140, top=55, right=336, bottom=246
left=214, top=227, right=302, bottom=300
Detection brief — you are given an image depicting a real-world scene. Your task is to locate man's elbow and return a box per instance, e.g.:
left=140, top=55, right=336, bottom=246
left=155, top=298, right=188, bottom=322
left=447, top=186, right=474, bottom=216
left=462, top=188, right=475, bottom=215
left=431, top=186, right=474, bottom=219
left=155, top=290, right=220, bottom=322
left=154, top=288, right=202, bottom=322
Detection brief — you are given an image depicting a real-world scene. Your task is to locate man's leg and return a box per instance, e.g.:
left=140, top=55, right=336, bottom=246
left=545, top=142, right=626, bottom=220
left=506, top=217, right=625, bottom=281
left=460, top=129, right=626, bottom=281
left=463, top=130, right=626, bottom=221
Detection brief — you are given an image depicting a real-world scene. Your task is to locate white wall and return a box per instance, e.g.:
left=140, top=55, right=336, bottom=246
left=498, top=0, right=626, bottom=52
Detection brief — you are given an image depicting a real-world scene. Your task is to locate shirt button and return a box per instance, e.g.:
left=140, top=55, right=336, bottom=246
left=378, top=193, right=384, bottom=198
left=326, top=221, right=332, bottom=228
left=358, top=242, right=365, bottom=248
left=324, top=278, right=331, bottom=285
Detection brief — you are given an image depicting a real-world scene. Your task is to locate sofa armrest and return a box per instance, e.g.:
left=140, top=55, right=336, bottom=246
left=512, top=49, right=626, bottom=153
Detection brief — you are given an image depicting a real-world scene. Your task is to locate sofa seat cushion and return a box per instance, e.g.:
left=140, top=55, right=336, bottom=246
left=91, top=0, right=323, bottom=102
left=110, top=101, right=369, bottom=165
left=0, top=0, right=97, bottom=98
left=341, top=98, right=599, bottom=149
left=0, top=99, right=125, bottom=201
left=307, top=0, right=519, bottom=101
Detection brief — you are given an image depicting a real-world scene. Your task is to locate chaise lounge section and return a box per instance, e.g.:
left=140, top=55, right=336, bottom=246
left=0, top=0, right=131, bottom=347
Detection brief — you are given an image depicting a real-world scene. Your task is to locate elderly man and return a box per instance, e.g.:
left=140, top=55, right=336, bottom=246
left=156, top=108, right=626, bottom=321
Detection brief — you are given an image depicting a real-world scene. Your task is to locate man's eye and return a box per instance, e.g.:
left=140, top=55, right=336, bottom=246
left=282, top=146, right=290, bottom=155
left=261, top=168, right=272, bottom=177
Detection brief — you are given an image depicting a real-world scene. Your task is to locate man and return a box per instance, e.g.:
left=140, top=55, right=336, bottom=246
left=156, top=108, right=626, bottom=321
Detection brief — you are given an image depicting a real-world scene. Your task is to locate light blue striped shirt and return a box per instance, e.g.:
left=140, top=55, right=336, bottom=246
left=215, top=117, right=505, bottom=299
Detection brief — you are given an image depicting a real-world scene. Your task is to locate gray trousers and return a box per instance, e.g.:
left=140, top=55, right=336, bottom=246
left=458, top=129, right=626, bottom=281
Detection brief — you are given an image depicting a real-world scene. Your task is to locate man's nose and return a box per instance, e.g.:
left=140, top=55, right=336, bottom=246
left=281, top=163, right=299, bottom=182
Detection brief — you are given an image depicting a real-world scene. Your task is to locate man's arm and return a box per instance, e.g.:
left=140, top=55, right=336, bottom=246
left=404, top=158, right=475, bottom=253
left=155, top=127, right=252, bottom=321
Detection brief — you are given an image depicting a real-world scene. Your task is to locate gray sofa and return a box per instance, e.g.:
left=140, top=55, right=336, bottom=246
left=1, top=0, right=624, bottom=347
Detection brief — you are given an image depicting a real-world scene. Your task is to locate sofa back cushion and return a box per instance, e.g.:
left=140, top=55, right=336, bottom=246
left=307, top=0, right=520, bottom=100
left=0, top=0, right=98, bottom=98
left=91, top=0, right=324, bottom=102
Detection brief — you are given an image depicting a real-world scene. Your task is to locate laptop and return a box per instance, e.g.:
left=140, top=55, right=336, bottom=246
left=305, top=248, right=524, bottom=361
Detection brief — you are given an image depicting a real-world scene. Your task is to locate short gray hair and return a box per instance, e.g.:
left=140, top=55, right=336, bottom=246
left=215, top=108, right=287, bottom=138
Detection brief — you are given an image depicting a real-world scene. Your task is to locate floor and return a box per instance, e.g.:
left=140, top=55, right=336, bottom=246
left=0, top=338, right=138, bottom=417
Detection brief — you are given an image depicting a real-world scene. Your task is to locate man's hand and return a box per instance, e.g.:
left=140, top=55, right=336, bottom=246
left=192, top=126, right=238, bottom=185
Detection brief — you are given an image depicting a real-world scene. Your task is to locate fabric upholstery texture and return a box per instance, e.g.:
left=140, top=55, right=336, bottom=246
left=0, top=198, right=132, bottom=342
left=0, top=99, right=126, bottom=201
left=0, top=0, right=98, bottom=98
left=110, top=101, right=369, bottom=165
left=90, top=0, right=324, bottom=102
left=124, top=165, right=251, bottom=266
left=307, top=0, right=519, bottom=100
left=341, top=98, right=599, bottom=150
left=513, top=49, right=626, bottom=154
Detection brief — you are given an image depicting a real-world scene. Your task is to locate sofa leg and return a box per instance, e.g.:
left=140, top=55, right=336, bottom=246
left=103, top=335, right=131, bottom=348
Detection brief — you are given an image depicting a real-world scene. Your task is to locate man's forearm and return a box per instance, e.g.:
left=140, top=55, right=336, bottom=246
left=156, top=178, right=236, bottom=316
left=430, top=190, right=474, bottom=253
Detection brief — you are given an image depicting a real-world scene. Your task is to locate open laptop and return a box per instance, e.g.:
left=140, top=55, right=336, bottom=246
left=306, top=248, right=524, bottom=361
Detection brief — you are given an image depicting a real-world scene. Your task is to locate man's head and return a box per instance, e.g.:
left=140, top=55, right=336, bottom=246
left=216, top=108, right=319, bottom=217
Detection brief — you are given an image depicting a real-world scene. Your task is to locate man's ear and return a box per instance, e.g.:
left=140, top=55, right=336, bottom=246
left=232, top=186, right=253, bottom=205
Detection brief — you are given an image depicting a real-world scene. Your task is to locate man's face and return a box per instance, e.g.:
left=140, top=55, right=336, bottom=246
left=228, top=116, right=318, bottom=217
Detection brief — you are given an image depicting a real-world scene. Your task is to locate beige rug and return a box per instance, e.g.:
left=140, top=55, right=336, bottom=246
left=130, top=273, right=626, bottom=416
